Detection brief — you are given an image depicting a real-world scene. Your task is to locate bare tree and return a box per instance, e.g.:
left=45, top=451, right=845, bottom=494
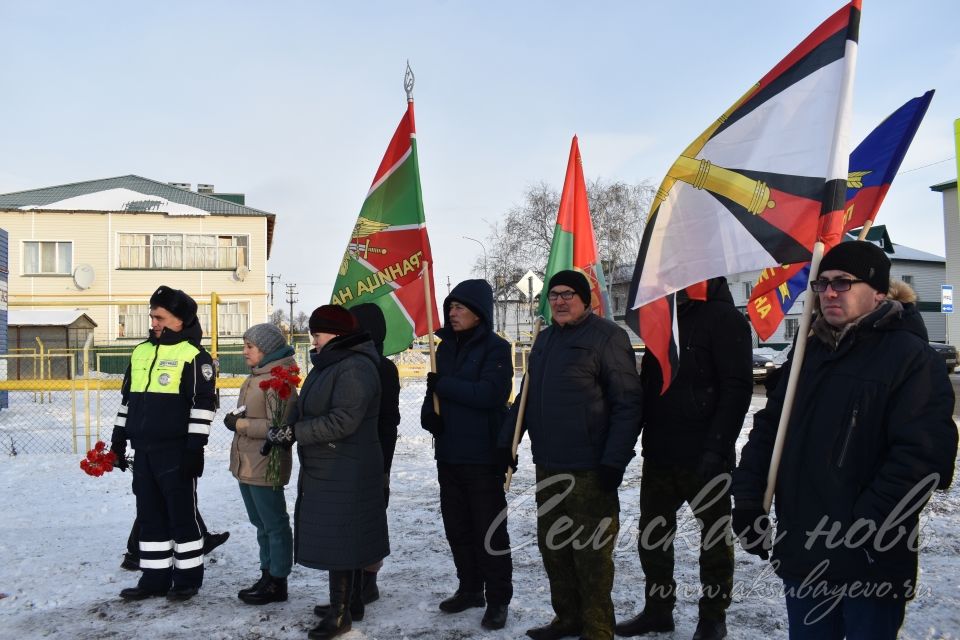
left=294, top=311, right=309, bottom=333
left=270, top=308, right=287, bottom=328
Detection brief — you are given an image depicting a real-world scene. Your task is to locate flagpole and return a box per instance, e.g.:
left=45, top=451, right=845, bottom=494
left=856, top=219, right=873, bottom=240
left=423, top=261, right=440, bottom=414
left=763, top=241, right=825, bottom=511
left=504, top=317, right=542, bottom=491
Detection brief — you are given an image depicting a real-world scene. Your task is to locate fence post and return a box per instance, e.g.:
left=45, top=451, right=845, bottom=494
left=70, top=355, right=77, bottom=454
left=82, top=334, right=94, bottom=452
left=34, top=337, right=45, bottom=404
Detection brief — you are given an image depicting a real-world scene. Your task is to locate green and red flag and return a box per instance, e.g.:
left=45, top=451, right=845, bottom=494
left=330, top=97, right=439, bottom=355
left=538, top=135, right=612, bottom=324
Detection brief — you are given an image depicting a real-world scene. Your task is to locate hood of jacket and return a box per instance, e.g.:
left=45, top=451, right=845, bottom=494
left=677, top=276, right=735, bottom=316
left=351, top=303, right=387, bottom=356
left=438, top=279, right=494, bottom=340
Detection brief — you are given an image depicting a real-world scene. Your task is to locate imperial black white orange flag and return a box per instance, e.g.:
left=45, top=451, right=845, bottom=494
left=626, top=1, right=860, bottom=392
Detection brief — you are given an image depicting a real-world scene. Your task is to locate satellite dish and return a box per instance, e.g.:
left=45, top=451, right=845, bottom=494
left=73, top=264, right=96, bottom=290
left=234, top=265, right=250, bottom=282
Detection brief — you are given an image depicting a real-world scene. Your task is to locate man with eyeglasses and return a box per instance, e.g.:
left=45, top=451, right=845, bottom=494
left=502, top=269, right=642, bottom=640
left=733, top=241, right=957, bottom=640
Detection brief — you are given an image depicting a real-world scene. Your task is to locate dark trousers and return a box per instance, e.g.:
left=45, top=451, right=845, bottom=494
left=437, top=462, right=513, bottom=605
left=132, top=447, right=204, bottom=591
left=637, top=460, right=734, bottom=622
left=536, top=467, right=620, bottom=640
left=782, top=578, right=906, bottom=640
left=127, top=511, right=207, bottom=555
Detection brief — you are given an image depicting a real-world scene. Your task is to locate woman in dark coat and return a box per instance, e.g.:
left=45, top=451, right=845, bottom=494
left=283, top=304, right=388, bottom=640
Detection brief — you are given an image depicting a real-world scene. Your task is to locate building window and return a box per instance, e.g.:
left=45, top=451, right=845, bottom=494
left=119, top=233, right=249, bottom=270
left=119, top=301, right=250, bottom=338
left=744, top=282, right=753, bottom=298
left=784, top=318, right=799, bottom=340
left=901, top=274, right=913, bottom=285
left=23, top=241, right=72, bottom=275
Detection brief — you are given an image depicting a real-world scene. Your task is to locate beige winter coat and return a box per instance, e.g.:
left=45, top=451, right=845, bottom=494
left=229, top=353, right=298, bottom=487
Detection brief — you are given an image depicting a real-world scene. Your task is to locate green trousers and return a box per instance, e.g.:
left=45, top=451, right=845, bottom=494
left=536, top=467, right=620, bottom=640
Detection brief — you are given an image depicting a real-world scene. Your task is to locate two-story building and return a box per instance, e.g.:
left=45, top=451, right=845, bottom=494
left=0, top=175, right=276, bottom=345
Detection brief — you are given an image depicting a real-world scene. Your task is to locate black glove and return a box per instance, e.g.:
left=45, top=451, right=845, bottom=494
left=223, top=411, right=244, bottom=432
left=732, top=505, right=772, bottom=560
left=425, top=372, right=441, bottom=399
left=420, top=411, right=444, bottom=436
left=180, top=448, right=205, bottom=480
left=497, top=447, right=518, bottom=475
left=597, top=465, right=625, bottom=493
left=696, top=451, right=728, bottom=483
left=266, top=424, right=295, bottom=448
left=110, top=440, right=128, bottom=472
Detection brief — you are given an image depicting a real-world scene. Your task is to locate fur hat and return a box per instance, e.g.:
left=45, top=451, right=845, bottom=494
left=243, top=323, right=287, bottom=355
left=309, top=304, right=359, bottom=335
left=547, top=270, right=591, bottom=305
left=149, top=286, right=198, bottom=324
left=817, top=241, right=890, bottom=294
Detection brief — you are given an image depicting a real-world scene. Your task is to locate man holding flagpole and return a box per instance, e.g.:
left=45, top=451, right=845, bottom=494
left=733, top=240, right=957, bottom=639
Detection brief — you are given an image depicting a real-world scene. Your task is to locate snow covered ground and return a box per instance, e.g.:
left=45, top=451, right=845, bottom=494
left=1, top=394, right=958, bottom=639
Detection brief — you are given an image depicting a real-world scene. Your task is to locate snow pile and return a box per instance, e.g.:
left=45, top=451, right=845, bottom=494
left=1, top=398, right=958, bottom=639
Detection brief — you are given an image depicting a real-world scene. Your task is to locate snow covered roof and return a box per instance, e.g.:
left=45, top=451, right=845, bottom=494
left=8, top=310, right=98, bottom=327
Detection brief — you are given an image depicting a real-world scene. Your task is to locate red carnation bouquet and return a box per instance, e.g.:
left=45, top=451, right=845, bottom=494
left=259, top=363, right=301, bottom=489
left=80, top=440, right=132, bottom=476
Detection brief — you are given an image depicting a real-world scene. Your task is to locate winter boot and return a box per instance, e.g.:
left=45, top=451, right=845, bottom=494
left=439, top=588, right=485, bottom=613
left=361, top=569, right=380, bottom=604
left=692, top=617, right=727, bottom=640
left=238, top=570, right=269, bottom=599
left=239, top=575, right=288, bottom=605
left=202, top=531, right=230, bottom=554
left=308, top=570, right=353, bottom=640
left=614, top=608, right=675, bottom=636
left=349, top=569, right=365, bottom=621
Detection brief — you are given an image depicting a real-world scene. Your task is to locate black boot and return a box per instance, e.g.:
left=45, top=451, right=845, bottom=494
left=361, top=570, right=380, bottom=604
left=525, top=619, right=582, bottom=640
left=240, top=574, right=288, bottom=605
left=692, top=617, right=727, bottom=640
left=439, top=589, right=485, bottom=613
left=481, top=603, right=509, bottom=630
left=119, top=586, right=166, bottom=601
left=349, top=569, right=365, bottom=621
left=614, top=608, right=675, bottom=636
left=238, top=570, right=269, bottom=599
left=308, top=570, right=353, bottom=640
left=202, top=531, right=230, bottom=554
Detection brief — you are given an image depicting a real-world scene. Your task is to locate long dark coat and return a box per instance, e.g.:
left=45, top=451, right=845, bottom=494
left=289, top=332, right=389, bottom=571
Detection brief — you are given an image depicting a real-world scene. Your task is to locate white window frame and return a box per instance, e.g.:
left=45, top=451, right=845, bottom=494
left=22, top=240, right=73, bottom=275
left=117, top=232, right=250, bottom=271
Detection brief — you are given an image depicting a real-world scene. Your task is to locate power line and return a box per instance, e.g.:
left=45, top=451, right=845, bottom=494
left=898, top=156, right=955, bottom=175
left=284, top=283, right=299, bottom=342
left=267, top=274, right=282, bottom=306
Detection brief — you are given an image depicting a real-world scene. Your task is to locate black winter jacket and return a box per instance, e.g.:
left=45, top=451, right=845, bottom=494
left=734, top=299, right=957, bottom=597
left=641, top=278, right=753, bottom=467
left=423, top=279, right=513, bottom=465
left=502, top=312, right=642, bottom=471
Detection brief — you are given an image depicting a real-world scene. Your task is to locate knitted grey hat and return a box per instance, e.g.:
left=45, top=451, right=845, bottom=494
left=243, top=323, right=287, bottom=355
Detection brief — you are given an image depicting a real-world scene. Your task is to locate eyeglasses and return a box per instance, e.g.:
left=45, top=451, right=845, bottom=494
left=547, top=290, right=577, bottom=301
left=809, top=278, right=866, bottom=293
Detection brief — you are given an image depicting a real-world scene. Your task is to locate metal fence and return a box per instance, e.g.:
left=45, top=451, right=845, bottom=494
left=0, top=343, right=524, bottom=455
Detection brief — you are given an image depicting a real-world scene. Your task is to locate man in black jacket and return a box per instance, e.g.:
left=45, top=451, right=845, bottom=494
left=421, top=279, right=514, bottom=631
left=733, top=241, right=957, bottom=639
left=112, top=286, right=217, bottom=601
left=502, top=270, right=642, bottom=640
left=616, top=277, right=752, bottom=640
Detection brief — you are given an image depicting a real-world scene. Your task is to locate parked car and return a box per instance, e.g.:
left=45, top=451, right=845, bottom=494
left=752, top=351, right=777, bottom=383
left=928, top=342, right=958, bottom=374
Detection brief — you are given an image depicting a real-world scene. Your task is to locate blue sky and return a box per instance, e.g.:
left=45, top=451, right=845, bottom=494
left=2, top=1, right=958, bottom=314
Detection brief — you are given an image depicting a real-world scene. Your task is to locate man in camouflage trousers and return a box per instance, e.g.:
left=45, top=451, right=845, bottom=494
left=502, top=270, right=642, bottom=640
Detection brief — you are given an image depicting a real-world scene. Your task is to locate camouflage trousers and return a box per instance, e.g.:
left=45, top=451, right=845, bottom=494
left=536, top=467, right=620, bottom=640
left=637, top=460, right=734, bottom=622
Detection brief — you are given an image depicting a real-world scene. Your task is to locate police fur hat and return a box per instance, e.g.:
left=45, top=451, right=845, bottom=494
left=309, top=304, right=359, bottom=335
left=149, top=285, right=198, bottom=324
left=547, top=270, right=591, bottom=305
left=243, top=323, right=287, bottom=355
left=817, top=240, right=890, bottom=294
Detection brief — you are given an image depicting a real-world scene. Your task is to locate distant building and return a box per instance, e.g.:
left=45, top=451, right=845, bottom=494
left=932, top=179, right=958, bottom=345
left=0, top=175, right=276, bottom=344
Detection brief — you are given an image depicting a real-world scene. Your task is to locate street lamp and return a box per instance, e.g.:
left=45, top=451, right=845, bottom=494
left=463, top=236, right=488, bottom=282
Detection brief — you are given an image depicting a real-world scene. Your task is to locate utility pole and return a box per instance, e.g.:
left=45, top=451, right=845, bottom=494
left=285, top=283, right=298, bottom=342
left=446, top=276, right=452, bottom=296
left=267, top=274, right=282, bottom=306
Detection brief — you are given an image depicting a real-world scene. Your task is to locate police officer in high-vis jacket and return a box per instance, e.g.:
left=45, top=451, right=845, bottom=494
left=112, top=286, right=217, bottom=601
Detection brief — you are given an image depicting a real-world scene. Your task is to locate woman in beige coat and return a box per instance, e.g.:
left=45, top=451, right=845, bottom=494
left=225, top=323, right=298, bottom=605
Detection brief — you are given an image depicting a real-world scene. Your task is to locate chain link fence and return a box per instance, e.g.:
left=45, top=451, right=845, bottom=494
left=0, top=343, right=529, bottom=456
